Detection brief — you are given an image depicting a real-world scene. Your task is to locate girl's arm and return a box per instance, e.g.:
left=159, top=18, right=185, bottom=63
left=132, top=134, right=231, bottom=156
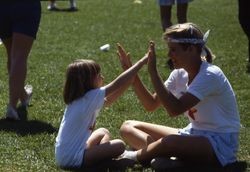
left=104, top=46, right=134, bottom=106
left=117, top=43, right=161, bottom=111
left=104, top=45, right=148, bottom=106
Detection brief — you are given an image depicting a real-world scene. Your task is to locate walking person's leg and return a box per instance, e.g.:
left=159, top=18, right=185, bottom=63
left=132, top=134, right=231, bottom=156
left=238, top=0, right=250, bottom=71
left=6, top=33, right=34, bottom=119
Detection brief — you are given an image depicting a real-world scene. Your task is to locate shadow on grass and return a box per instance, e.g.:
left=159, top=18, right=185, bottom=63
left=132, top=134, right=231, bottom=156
left=0, top=106, right=57, bottom=136
left=47, top=7, right=78, bottom=12
left=61, top=158, right=146, bottom=172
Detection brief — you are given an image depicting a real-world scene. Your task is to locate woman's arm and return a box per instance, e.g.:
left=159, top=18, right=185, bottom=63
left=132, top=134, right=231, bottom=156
left=132, top=76, right=161, bottom=111
left=147, top=41, right=199, bottom=116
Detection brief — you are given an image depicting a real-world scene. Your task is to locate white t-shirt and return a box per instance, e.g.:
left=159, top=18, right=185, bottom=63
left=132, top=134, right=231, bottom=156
left=55, top=87, right=105, bottom=167
left=164, top=61, right=240, bottom=133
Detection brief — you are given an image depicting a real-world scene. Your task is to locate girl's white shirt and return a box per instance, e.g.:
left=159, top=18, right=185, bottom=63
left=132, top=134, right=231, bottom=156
left=55, top=87, right=105, bottom=167
left=164, top=61, right=240, bottom=133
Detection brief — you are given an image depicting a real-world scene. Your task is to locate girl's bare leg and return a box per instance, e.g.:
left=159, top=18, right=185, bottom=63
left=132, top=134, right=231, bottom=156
left=86, top=128, right=111, bottom=146
left=120, top=120, right=179, bottom=150
left=84, top=128, right=125, bottom=166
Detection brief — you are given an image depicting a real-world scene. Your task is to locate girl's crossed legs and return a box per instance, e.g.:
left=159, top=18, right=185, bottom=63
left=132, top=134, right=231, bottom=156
left=84, top=128, right=125, bottom=167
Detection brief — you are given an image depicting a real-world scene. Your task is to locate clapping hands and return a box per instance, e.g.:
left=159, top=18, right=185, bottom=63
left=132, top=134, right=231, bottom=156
left=116, top=41, right=157, bottom=72
left=117, top=43, right=132, bottom=70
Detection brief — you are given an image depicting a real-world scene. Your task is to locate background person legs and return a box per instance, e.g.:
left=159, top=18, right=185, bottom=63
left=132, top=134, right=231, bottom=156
left=69, top=0, right=77, bottom=10
left=47, top=0, right=59, bottom=11
left=158, top=0, right=192, bottom=31
left=159, top=5, right=172, bottom=31
left=238, top=0, right=250, bottom=72
left=0, top=1, right=41, bottom=120
left=176, top=2, right=188, bottom=24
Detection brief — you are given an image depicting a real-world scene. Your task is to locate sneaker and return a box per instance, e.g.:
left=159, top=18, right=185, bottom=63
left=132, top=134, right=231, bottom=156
left=6, top=105, right=20, bottom=120
left=67, top=6, right=78, bottom=12
left=151, top=157, right=184, bottom=170
left=47, top=5, right=60, bottom=11
left=21, top=84, right=33, bottom=107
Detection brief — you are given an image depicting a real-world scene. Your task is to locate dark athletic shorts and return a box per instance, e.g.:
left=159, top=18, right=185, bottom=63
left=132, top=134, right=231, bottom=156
left=0, top=1, right=41, bottom=40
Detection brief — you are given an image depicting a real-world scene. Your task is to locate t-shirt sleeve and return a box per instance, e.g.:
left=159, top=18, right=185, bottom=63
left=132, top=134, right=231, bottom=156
left=164, top=70, right=178, bottom=91
left=187, top=72, right=220, bottom=100
left=85, top=87, right=105, bottom=116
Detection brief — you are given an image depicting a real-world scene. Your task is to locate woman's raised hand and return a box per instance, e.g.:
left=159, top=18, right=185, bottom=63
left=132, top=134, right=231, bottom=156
left=147, top=41, right=157, bottom=71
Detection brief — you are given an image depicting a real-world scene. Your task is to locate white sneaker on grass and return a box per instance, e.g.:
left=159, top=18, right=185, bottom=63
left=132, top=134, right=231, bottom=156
left=118, top=150, right=138, bottom=161
left=21, top=84, right=33, bottom=108
left=47, top=4, right=60, bottom=11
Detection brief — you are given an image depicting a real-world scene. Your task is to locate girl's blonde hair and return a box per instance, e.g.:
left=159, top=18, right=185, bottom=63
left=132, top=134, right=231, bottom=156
left=63, top=59, right=100, bottom=104
left=164, top=23, right=215, bottom=63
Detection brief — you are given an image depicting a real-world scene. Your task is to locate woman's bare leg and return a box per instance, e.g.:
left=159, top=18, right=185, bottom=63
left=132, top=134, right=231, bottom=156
left=120, top=120, right=179, bottom=150
left=9, top=33, right=34, bottom=107
left=137, top=135, right=219, bottom=165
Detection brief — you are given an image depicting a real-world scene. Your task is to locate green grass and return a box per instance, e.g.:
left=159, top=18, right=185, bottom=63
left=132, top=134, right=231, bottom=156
left=0, top=0, right=249, bottom=171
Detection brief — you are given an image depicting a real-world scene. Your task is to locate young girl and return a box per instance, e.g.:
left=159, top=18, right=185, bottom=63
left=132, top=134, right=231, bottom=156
left=55, top=44, right=148, bottom=168
left=119, top=23, right=241, bottom=167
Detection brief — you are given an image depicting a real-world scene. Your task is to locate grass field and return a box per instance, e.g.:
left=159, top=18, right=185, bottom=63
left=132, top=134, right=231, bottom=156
left=0, top=0, right=249, bottom=171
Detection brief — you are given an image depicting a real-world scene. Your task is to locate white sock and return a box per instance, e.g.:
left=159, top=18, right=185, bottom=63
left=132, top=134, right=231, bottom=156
left=121, top=150, right=138, bottom=161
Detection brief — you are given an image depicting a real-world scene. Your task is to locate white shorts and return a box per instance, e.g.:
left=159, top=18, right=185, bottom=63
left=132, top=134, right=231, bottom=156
left=158, top=0, right=193, bottom=6
left=178, top=124, right=239, bottom=166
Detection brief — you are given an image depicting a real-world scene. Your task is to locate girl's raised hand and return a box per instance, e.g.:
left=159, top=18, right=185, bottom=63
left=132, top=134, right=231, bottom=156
left=117, top=43, right=132, bottom=70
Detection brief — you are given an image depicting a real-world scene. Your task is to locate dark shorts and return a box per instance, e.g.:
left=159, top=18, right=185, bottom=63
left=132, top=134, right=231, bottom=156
left=0, top=1, right=41, bottom=40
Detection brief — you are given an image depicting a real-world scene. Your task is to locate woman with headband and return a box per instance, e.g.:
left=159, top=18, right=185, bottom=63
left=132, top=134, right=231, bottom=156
left=118, top=23, right=241, bottom=167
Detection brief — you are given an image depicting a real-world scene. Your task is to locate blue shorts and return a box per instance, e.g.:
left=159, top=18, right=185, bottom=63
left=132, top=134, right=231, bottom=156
left=0, top=1, right=41, bottom=40
left=178, top=124, right=239, bottom=166
left=158, top=0, right=193, bottom=6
